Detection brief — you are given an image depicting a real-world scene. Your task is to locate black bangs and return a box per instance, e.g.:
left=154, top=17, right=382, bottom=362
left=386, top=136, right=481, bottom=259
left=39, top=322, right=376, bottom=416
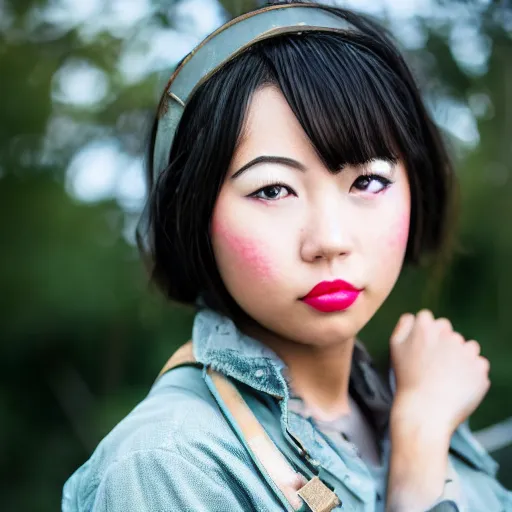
left=255, top=32, right=415, bottom=171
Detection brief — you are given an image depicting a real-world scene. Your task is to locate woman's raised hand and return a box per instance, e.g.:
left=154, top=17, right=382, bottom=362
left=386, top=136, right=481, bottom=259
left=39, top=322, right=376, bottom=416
left=386, top=310, right=491, bottom=511
left=389, top=309, right=490, bottom=438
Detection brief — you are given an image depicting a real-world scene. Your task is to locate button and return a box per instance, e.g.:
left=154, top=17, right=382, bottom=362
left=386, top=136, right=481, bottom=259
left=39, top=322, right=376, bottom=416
left=254, top=369, right=265, bottom=378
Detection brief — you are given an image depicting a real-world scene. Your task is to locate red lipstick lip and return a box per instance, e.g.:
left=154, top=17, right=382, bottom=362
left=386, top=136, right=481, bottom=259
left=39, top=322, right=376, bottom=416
left=301, top=279, right=363, bottom=313
left=302, top=279, right=361, bottom=299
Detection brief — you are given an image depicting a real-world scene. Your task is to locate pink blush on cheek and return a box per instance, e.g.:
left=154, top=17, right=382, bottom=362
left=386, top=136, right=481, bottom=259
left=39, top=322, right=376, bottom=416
left=212, top=221, right=275, bottom=280
left=377, top=214, right=410, bottom=254
left=390, top=215, right=410, bottom=250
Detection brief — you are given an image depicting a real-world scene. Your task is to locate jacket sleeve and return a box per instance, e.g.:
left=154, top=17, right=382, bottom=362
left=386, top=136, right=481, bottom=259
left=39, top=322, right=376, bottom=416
left=425, top=446, right=512, bottom=512
left=425, top=459, right=466, bottom=512
left=426, top=502, right=458, bottom=512
left=91, top=448, right=253, bottom=512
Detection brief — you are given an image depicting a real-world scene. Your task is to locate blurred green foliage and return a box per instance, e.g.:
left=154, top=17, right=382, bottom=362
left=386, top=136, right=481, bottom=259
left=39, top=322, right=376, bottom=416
left=0, top=1, right=511, bottom=511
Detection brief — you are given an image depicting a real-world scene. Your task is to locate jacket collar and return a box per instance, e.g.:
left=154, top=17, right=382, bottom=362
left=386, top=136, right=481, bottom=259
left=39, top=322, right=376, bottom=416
left=192, top=308, right=392, bottom=413
left=193, top=308, right=289, bottom=399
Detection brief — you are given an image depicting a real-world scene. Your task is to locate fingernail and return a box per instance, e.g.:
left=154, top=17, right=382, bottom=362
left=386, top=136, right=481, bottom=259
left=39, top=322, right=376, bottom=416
left=392, top=313, right=414, bottom=344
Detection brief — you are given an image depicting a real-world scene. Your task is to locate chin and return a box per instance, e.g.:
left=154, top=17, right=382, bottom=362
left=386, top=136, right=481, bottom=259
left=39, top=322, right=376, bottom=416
left=268, top=309, right=364, bottom=347
left=303, top=315, right=363, bottom=345
left=240, top=297, right=373, bottom=348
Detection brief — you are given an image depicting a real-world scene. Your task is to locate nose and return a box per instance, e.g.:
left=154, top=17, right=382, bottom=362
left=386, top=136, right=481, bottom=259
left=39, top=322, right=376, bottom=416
left=300, top=197, right=353, bottom=263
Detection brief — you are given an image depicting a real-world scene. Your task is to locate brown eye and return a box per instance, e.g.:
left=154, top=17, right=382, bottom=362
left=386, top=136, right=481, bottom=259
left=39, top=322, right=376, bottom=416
left=250, top=184, right=293, bottom=201
left=352, top=174, right=392, bottom=193
left=263, top=186, right=282, bottom=199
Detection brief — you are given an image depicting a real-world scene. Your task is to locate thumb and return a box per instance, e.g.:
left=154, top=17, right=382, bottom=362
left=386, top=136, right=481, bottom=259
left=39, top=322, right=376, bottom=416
left=390, top=313, right=415, bottom=345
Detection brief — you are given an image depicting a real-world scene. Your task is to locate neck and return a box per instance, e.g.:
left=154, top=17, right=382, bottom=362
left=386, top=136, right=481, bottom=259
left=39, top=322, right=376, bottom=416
left=242, top=322, right=355, bottom=421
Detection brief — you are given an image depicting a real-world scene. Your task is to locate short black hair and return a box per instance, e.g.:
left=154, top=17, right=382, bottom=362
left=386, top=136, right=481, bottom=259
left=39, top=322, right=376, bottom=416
left=142, top=3, right=457, bottom=319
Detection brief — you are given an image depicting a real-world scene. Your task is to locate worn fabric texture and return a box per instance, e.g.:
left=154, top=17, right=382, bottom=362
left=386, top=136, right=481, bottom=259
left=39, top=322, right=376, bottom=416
left=62, top=308, right=512, bottom=511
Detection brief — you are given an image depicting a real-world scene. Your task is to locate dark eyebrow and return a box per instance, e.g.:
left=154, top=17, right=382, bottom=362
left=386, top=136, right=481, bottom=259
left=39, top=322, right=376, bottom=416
left=230, top=156, right=307, bottom=180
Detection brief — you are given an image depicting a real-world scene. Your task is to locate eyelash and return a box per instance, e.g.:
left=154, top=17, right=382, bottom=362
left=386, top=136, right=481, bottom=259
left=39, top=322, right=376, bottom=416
left=352, top=173, right=394, bottom=193
left=249, top=182, right=295, bottom=201
left=249, top=174, right=393, bottom=201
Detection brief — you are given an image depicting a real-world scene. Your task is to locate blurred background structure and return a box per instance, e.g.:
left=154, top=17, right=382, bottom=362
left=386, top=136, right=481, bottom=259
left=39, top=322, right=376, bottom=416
left=1, top=0, right=511, bottom=510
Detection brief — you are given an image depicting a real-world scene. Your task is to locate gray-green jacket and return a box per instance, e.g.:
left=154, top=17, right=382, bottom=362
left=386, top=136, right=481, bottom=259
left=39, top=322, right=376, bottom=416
left=62, top=309, right=512, bottom=511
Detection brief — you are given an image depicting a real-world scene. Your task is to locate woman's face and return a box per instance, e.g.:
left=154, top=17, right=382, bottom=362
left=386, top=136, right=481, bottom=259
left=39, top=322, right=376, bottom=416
left=211, top=86, right=411, bottom=346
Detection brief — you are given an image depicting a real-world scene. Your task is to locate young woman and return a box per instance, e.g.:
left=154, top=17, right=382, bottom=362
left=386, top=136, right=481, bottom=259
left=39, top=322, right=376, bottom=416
left=62, top=2, right=511, bottom=511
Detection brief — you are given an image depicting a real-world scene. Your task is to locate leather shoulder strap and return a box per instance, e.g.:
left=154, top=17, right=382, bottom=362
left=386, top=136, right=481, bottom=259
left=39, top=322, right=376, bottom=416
left=158, top=340, right=196, bottom=379
left=158, top=342, right=340, bottom=512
